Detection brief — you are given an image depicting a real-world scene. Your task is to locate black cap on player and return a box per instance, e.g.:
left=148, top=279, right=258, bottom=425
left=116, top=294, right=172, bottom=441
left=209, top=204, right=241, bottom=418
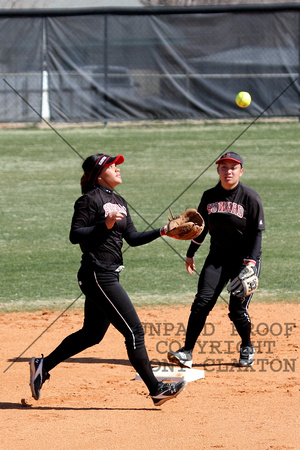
left=215, top=152, right=243, bottom=167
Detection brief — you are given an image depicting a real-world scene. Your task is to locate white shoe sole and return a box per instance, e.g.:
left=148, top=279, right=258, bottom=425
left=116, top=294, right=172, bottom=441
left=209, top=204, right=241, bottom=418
left=239, top=358, right=254, bottom=367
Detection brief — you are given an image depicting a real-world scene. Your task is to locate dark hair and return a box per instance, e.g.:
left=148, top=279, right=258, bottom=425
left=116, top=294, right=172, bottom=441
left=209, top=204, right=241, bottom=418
left=81, top=153, right=102, bottom=194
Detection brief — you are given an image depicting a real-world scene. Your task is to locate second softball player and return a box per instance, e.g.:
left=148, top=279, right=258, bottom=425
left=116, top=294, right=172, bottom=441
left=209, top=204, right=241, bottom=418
left=168, top=151, right=265, bottom=368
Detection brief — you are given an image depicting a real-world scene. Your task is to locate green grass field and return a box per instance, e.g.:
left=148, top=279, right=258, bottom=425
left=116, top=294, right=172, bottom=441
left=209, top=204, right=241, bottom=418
left=1, top=121, right=299, bottom=312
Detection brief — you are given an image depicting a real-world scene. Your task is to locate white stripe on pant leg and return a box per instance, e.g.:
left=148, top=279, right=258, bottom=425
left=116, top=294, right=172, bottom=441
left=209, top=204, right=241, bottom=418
left=93, top=271, right=137, bottom=350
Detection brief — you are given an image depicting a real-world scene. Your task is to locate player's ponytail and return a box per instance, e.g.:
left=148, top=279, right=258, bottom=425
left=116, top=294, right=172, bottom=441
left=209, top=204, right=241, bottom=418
left=81, top=153, right=102, bottom=194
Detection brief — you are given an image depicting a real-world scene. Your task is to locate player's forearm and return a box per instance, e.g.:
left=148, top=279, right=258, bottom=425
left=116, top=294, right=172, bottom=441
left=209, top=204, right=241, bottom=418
left=69, top=226, right=97, bottom=244
left=186, top=229, right=207, bottom=258
left=245, top=230, right=262, bottom=263
left=69, top=222, right=107, bottom=244
left=124, top=228, right=161, bottom=247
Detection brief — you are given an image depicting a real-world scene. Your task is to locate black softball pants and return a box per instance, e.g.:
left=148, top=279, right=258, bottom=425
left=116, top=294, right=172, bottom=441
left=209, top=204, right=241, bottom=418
left=184, top=253, right=261, bottom=350
left=43, top=267, right=159, bottom=395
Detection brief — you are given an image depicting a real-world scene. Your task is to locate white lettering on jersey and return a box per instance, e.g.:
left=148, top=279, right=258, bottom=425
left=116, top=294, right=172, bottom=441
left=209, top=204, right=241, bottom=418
left=103, top=202, right=127, bottom=217
left=207, top=201, right=244, bottom=218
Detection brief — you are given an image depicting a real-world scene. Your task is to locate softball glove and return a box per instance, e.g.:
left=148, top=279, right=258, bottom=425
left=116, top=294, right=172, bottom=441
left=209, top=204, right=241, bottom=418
left=227, top=263, right=259, bottom=298
left=165, top=208, right=204, bottom=240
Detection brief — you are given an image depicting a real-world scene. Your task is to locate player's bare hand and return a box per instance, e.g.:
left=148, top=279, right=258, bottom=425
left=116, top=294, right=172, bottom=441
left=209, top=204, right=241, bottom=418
left=105, top=211, right=124, bottom=229
left=186, top=257, right=195, bottom=274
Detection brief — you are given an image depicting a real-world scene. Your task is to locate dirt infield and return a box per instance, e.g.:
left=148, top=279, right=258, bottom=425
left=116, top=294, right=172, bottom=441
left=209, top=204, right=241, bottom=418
left=1, top=303, right=299, bottom=449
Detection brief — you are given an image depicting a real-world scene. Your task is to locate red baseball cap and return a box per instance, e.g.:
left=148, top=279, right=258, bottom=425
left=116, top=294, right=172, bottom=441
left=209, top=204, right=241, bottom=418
left=90, top=154, right=124, bottom=184
left=215, top=152, right=243, bottom=166
left=96, top=154, right=124, bottom=170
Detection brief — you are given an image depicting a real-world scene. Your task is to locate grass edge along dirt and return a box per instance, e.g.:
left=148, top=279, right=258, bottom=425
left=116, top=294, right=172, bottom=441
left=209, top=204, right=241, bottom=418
left=0, top=121, right=299, bottom=312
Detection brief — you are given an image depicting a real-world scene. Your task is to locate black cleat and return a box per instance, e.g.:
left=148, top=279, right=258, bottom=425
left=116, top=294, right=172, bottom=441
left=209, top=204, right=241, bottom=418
left=239, top=345, right=255, bottom=367
left=151, top=380, right=186, bottom=406
left=167, top=347, right=193, bottom=368
left=29, top=355, right=50, bottom=400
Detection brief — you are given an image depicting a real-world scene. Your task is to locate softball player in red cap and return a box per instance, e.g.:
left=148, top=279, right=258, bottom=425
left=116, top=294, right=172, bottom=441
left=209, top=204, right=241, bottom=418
left=30, top=153, right=186, bottom=406
left=168, top=152, right=265, bottom=368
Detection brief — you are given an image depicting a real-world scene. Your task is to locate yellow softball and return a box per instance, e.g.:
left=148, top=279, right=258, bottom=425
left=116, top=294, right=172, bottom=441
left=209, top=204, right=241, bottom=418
left=236, top=91, right=251, bottom=108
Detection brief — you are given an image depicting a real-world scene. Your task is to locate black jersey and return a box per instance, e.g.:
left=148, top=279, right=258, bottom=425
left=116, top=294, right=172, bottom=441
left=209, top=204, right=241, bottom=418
left=187, top=182, right=265, bottom=261
left=70, top=185, right=160, bottom=270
